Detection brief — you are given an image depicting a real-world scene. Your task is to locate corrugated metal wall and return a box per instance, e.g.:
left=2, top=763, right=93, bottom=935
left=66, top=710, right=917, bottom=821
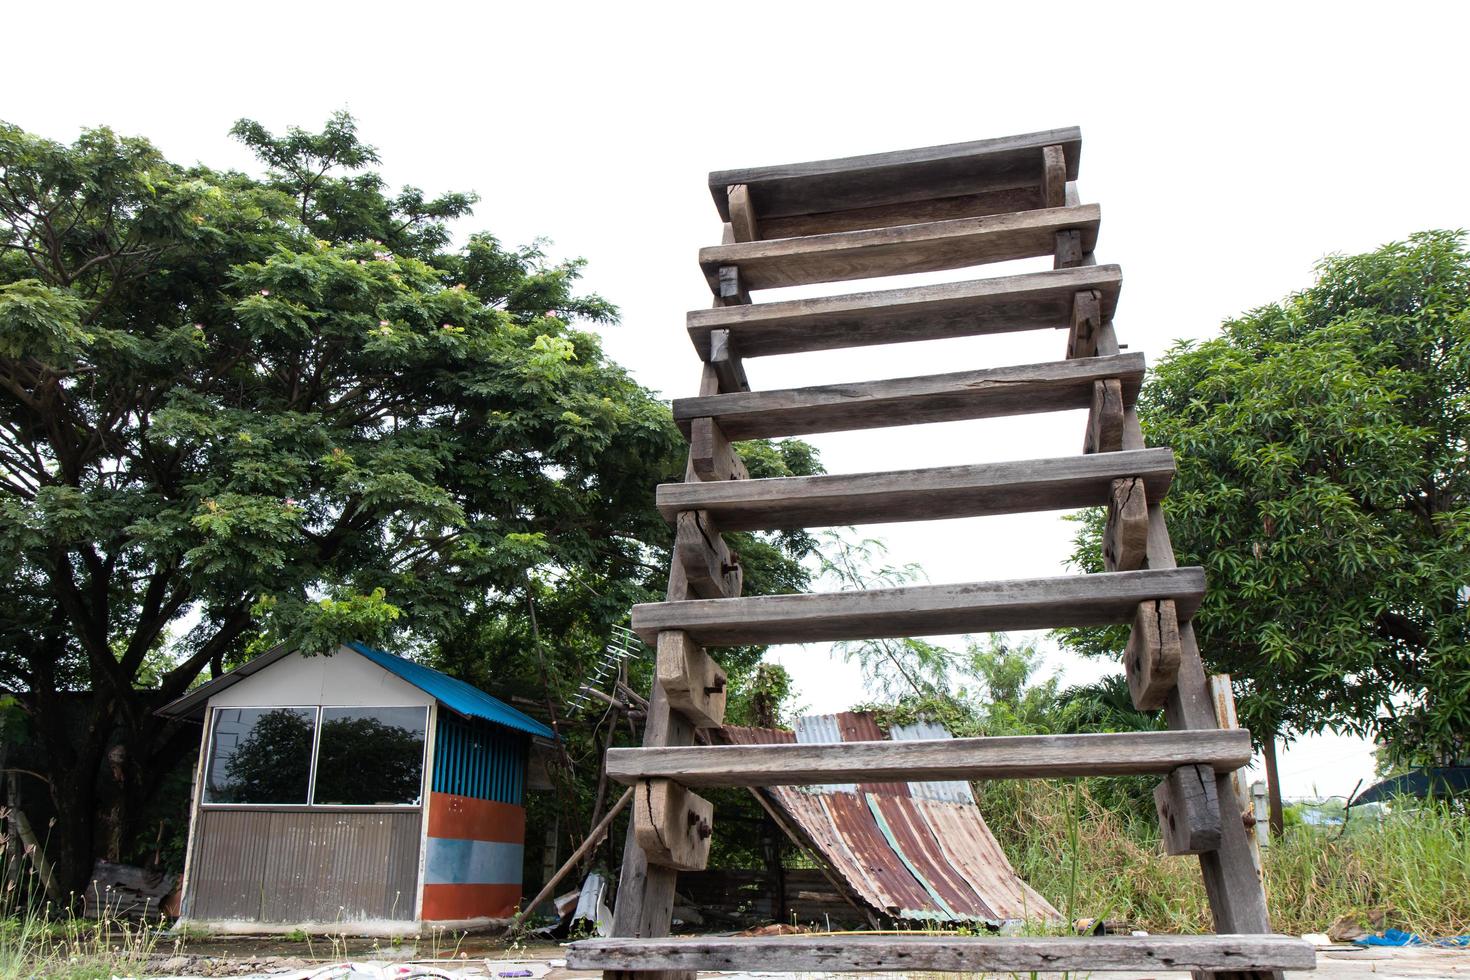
left=187, top=810, right=421, bottom=922
left=432, top=712, right=527, bottom=803
left=421, top=711, right=529, bottom=921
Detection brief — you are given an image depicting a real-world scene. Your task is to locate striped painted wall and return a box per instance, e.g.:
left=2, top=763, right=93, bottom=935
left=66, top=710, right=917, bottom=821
left=422, top=712, right=529, bottom=921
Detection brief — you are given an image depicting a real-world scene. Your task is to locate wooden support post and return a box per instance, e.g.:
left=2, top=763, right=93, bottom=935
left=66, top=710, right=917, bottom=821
left=656, top=631, right=728, bottom=729
left=1041, top=145, right=1067, bottom=209
left=1156, top=765, right=1222, bottom=855
left=688, top=416, right=749, bottom=482
left=1210, top=674, right=1263, bottom=871
left=634, top=779, right=714, bottom=872
left=1104, top=477, right=1149, bottom=572
left=1054, top=229, right=1084, bottom=269
left=1083, top=378, right=1124, bottom=453
left=717, top=265, right=750, bottom=306
left=1067, top=289, right=1102, bottom=359
left=727, top=184, right=759, bottom=243
left=673, top=511, right=741, bottom=600
left=707, top=329, right=750, bottom=393
left=1126, top=599, right=1183, bottom=710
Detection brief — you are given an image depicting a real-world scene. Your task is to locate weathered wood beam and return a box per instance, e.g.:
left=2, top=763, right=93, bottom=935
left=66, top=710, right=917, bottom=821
left=1126, top=598, right=1183, bottom=710
left=688, top=417, right=749, bottom=482
left=673, top=511, right=741, bottom=600
left=1042, top=144, right=1067, bottom=208
left=1067, top=289, right=1103, bottom=359
left=657, top=450, right=1176, bottom=532
left=726, top=184, right=759, bottom=243
left=675, top=353, right=1145, bottom=441
left=631, top=567, right=1206, bottom=647
left=606, top=730, right=1252, bottom=788
left=1084, top=378, right=1125, bottom=453
left=686, top=265, right=1122, bottom=359
left=698, top=205, right=1101, bottom=292
left=706, top=329, right=749, bottom=394
left=656, top=631, right=727, bottom=730
left=1104, top=476, right=1149, bottom=572
left=1157, top=765, right=1223, bottom=855
left=634, top=778, right=714, bottom=872
left=573, top=933, right=1314, bottom=975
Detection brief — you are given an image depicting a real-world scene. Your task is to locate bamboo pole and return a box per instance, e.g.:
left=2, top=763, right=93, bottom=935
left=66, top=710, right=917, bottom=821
left=511, top=786, right=634, bottom=930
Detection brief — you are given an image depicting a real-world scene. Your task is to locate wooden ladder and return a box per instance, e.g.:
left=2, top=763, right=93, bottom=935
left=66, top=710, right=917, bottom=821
left=570, top=128, right=1314, bottom=979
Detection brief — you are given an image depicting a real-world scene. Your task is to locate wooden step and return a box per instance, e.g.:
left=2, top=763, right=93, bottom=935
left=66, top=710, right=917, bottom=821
left=699, top=205, right=1100, bottom=292
left=687, top=265, right=1122, bottom=359
left=606, top=729, right=1252, bottom=788
left=570, top=933, right=1315, bottom=974
left=708, top=127, right=1082, bottom=233
left=674, top=353, right=1143, bottom=440
left=657, top=448, right=1175, bottom=531
left=630, top=567, right=1203, bottom=646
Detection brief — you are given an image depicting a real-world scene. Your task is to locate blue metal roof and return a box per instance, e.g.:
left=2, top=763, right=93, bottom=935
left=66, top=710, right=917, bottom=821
left=346, top=641, right=556, bottom=740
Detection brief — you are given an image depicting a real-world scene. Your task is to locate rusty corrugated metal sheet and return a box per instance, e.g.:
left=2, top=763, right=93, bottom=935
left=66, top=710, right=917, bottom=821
left=915, top=798, right=1058, bottom=921
left=715, top=713, right=1060, bottom=925
left=187, top=809, right=421, bottom=922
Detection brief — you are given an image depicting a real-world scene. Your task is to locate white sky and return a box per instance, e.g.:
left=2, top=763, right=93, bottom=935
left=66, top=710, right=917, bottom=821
left=9, top=0, right=1468, bottom=800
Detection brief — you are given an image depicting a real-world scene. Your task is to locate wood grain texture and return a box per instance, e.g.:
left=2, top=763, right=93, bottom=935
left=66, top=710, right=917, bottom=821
left=706, top=330, right=749, bottom=393
left=1157, top=764, right=1224, bottom=856
left=673, top=511, right=741, bottom=600
left=1104, top=476, right=1150, bottom=572
left=674, top=353, right=1145, bottom=441
left=1068, top=289, right=1103, bottom=359
left=698, top=206, right=1101, bottom=292
left=573, top=933, right=1314, bottom=973
left=607, top=729, right=1252, bottom=787
left=757, top=186, right=1043, bottom=239
left=634, top=779, right=713, bottom=872
left=688, top=417, right=748, bottom=482
left=685, top=265, right=1123, bottom=359
left=1042, top=145, right=1067, bottom=208
left=656, top=450, right=1176, bottom=531
left=726, top=185, right=758, bottom=243
left=631, top=567, right=1206, bottom=647
left=1054, top=229, right=1085, bottom=269
left=707, top=127, right=1083, bottom=221
left=656, top=631, right=727, bottom=730
left=1127, top=598, right=1184, bottom=711
left=1085, top=378, right=1125, bottom=453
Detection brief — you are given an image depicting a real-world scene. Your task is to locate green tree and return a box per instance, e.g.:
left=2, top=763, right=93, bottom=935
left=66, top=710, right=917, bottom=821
left=1062, top=231, right=1470, bottom=829
left=0, top=114, right=815, bottom=892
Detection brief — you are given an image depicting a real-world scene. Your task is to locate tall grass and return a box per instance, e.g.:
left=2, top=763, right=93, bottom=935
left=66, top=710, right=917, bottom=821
left=984, top=779, right=1470, bottom=937
left=0, top=822, right=172, bottom=980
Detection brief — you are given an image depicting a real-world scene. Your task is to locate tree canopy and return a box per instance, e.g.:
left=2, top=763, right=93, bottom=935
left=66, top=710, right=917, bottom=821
left=0, top=112, right=817, bottom=891
left=1062, top=231, right=1470, bottom=770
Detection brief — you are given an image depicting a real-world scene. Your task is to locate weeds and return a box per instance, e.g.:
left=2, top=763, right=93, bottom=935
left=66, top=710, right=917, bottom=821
left=985, top=779, right=1470, bottom=937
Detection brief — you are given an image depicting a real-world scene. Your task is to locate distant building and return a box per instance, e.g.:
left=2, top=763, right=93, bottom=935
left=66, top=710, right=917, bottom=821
left=159, top=642, right=555, bottom=933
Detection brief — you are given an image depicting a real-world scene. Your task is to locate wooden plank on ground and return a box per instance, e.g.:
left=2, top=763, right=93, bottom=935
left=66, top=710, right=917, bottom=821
left=698, top=205, right=1101, bottom=292
left=674, top=353, right=1145, bottom=440
left=685, top=265, right=1123, bottom=359
left=706, top=127, right=1083, bottom=220
left=572, top=933, right=1313, bottom=974
left=631, top=567, right=1206, bottom=647
left=605, top=729, right=1253, bottom=787
left=656, top=450, right=1175, bottom=531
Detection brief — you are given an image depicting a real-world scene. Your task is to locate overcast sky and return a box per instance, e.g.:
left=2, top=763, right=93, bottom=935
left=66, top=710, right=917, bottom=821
left=9, top=0, right=1467, bottom=800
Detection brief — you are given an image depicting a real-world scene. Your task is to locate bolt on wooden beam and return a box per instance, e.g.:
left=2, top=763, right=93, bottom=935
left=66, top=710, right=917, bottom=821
left=634, top=778, right=714, bottom=872
left=1156, top=764, right=1223, bottom=855
left=656, top=630, right=728, bottom=730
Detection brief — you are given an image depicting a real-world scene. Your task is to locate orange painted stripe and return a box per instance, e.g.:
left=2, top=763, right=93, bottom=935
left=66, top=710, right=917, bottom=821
left=421, top=883, right=521, bottom=921
left=427, top=792, right=525, bottom=843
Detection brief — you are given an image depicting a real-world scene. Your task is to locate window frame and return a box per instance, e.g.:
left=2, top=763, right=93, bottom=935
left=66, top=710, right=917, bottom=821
left=200, top=703, right=429, bottom=812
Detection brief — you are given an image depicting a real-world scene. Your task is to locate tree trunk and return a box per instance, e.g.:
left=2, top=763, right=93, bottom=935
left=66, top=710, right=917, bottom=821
left=1261, top=732, right=1285, bottom=839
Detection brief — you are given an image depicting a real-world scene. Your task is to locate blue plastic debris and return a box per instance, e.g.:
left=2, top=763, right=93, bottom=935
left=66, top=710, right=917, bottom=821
left=1355, top=928, right=1470, bottom=948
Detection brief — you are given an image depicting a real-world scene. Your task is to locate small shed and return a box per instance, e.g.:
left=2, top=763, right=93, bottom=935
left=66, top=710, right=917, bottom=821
left=159, top=641, right=556, bottom=932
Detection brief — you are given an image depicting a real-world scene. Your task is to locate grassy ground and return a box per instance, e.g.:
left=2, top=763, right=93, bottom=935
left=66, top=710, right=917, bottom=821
left=988, top=779, right=1470, bottom=938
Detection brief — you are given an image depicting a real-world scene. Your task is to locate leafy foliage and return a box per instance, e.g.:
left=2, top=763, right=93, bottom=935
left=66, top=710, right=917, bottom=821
left=1061, top=231, right=1470, bottom=767
left=0, top=113, right=817, bottom=890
